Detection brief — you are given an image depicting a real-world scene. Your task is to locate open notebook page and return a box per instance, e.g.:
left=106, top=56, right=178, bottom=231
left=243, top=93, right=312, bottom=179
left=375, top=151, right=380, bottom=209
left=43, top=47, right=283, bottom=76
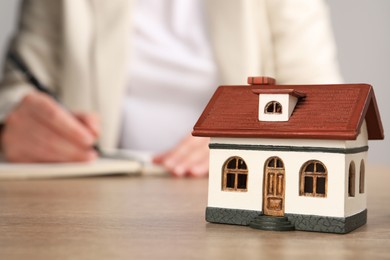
left=0, top=149, right=168, bottom=180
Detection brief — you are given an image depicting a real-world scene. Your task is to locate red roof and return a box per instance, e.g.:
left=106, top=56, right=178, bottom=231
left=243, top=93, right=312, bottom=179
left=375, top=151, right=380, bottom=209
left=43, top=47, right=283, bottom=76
left=192, top=82, right=384, bottom=140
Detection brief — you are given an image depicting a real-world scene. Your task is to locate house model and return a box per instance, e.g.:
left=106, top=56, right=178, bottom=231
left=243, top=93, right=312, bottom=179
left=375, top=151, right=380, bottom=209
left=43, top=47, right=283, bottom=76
left=192, top=77, right=384, bottom=233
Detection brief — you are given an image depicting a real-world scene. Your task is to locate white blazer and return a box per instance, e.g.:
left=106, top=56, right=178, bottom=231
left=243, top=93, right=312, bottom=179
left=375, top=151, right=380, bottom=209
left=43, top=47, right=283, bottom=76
left=0, top=0, right=342, bottom=149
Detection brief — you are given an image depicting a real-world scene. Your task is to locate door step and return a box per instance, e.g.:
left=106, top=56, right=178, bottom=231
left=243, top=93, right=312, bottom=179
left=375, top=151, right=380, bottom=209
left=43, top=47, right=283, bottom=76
left=249, top=215, right=295, bottom=231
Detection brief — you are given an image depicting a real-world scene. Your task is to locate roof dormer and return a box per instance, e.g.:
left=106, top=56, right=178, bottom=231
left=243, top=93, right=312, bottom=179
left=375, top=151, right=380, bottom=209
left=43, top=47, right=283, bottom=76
left=249, top=77, right=306, bottom=122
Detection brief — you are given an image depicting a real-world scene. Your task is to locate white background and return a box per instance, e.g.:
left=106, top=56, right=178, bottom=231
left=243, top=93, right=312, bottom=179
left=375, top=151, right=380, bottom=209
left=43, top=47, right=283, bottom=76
left=0, top=0, right=388, bottom=164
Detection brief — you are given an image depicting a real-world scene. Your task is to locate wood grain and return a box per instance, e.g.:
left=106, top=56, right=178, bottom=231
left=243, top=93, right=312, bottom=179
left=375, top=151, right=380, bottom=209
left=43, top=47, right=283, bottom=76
left=0, top=165, right=389, bottom=260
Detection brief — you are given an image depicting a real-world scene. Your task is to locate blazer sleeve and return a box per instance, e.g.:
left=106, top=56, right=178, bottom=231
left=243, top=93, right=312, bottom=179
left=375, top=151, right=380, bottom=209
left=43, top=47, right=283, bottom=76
left=0, top=0, right=62, bottom=122
left=265, top=0, right=343, bottom=84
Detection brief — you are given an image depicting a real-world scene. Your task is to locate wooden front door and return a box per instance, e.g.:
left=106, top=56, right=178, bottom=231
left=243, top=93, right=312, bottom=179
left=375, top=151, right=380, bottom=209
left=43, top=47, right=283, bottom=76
left=263, top=157, right=285, bottom=216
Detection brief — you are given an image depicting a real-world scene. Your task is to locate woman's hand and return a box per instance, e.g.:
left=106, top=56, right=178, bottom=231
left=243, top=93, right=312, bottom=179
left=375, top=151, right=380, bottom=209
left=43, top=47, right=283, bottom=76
left=0, top=91, right=99, bottom=162
left=153, top=134, right=210, bottom=177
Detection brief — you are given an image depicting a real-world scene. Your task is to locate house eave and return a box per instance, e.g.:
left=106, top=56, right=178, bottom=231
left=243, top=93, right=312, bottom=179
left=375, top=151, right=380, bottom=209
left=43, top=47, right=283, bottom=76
left=192, top=129, right=360, bottom=140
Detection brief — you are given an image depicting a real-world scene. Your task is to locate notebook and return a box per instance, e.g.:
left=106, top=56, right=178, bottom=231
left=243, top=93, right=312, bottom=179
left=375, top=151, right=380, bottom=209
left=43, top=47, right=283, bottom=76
left=0, top=149, right=167, bottom=180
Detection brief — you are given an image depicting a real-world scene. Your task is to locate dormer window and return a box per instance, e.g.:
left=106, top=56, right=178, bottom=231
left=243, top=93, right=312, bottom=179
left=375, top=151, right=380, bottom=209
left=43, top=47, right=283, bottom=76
left=248, top=76, right=305, bottom=122
left=252, top=88, right=305, bottom=122
left=265, top=101, right=282, bottom=114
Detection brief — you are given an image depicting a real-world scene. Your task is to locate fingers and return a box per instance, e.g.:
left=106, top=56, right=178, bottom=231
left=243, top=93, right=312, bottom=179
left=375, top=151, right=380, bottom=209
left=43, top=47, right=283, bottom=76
left=73, top=112, right=100, bottom=138
left=153, top=134, right=210, bottom=177
left=1, top=91, right=99, bottom=163
left=7, top=113, right=97, bottom=162
left=21, top=93, right=95, bottom=148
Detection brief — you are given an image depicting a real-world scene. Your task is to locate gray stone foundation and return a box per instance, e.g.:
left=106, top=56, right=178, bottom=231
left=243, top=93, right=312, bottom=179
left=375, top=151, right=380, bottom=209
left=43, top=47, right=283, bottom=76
left=205, top=207, right=261, bottom=225
left=206, top=207, right=367, bottom=234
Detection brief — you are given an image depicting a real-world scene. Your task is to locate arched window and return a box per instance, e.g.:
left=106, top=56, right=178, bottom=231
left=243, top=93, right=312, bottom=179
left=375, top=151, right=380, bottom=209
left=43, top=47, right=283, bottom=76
left=265, top=101, right=282, bottom=114
left=349, top=161, right=356, bottom=197
left=359, top=160, right=365, bottom=194
left=222, top=157, right=248, bottom=191
left=300, top=160, right=327, bottom=197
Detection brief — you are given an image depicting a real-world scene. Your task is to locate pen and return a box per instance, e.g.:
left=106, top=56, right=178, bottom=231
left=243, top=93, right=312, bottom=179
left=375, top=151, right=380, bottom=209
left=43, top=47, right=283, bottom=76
left=7, top=51, right=101, bottom=154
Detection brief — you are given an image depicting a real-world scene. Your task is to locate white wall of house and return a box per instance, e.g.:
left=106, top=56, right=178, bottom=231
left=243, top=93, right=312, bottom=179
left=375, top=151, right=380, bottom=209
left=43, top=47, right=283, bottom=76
left=208, top=148, right=347, bottom=217
left=345, top=122, right=368, bottom=216
left=208, top=149, right=263, bottom=211
left=283, top=151, right=345, bottom=217
left=345, top=121, right=368, bottom=148
left=208, top=125, right=369, bottom=218
left=344, top=154, right=368, bottom=216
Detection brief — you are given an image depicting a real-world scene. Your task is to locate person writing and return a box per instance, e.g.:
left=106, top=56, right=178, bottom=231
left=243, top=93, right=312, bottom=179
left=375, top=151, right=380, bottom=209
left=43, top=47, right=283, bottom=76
left=0, top=0, right=342, bottom=177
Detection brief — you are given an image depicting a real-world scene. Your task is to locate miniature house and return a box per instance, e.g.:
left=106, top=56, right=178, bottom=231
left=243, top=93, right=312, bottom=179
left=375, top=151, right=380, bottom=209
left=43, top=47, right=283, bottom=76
left=192, top=77, right=384, bottom=233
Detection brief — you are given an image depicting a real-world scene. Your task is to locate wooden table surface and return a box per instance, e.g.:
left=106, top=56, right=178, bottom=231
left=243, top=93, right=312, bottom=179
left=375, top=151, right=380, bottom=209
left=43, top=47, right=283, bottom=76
left=0, top=165, right=389, bottom=260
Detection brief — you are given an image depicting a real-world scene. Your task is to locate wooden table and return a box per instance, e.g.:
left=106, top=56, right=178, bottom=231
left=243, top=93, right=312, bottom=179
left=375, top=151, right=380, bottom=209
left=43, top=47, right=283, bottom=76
left=0, top=165, right=389, bottom=260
